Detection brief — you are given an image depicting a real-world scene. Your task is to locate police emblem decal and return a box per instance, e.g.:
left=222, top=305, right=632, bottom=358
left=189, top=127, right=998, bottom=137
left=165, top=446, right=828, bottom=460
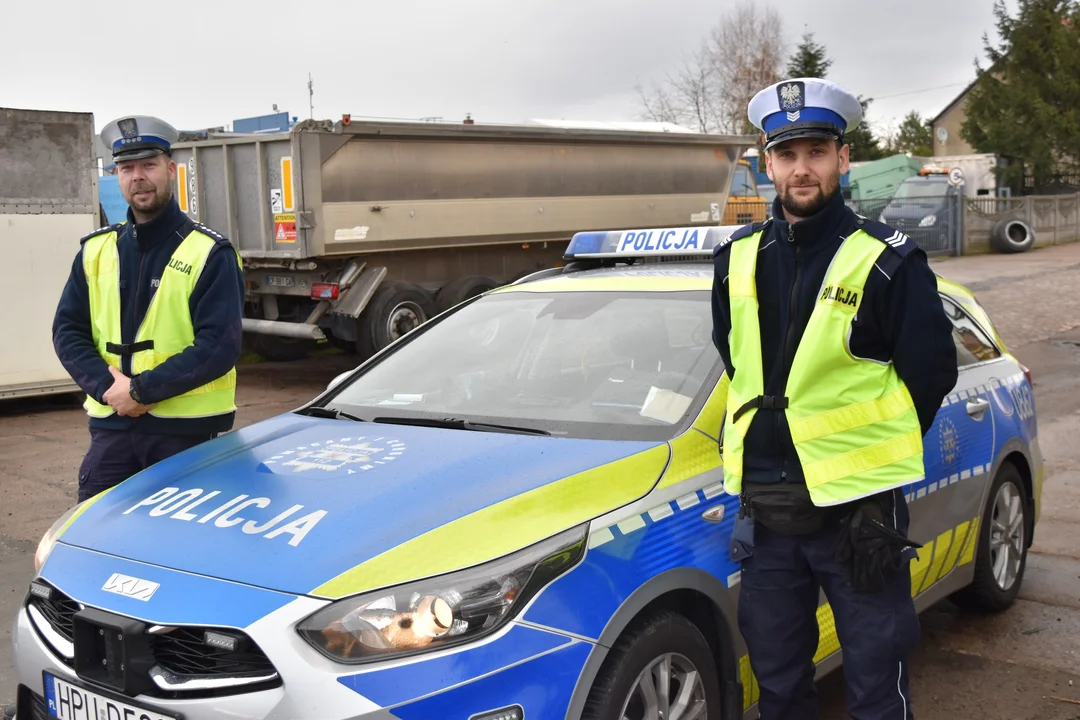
left=938, top=417, right=958, bottom=466
left=118, top=118, right=139, bottom=139
left=261, top=436, right=407, bottom=475
left=777, top=81, right=805, bottom=112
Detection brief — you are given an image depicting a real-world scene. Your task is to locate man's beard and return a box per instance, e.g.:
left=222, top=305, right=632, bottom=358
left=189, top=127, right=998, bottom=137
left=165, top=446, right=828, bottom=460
left=128, top=183, right=170, bottom=216
left=778, top=177, right=837, bottom=219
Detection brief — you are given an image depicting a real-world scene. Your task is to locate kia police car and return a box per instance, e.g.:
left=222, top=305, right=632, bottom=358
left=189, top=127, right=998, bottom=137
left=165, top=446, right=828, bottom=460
left=13, top=224, right=1042, bottom=720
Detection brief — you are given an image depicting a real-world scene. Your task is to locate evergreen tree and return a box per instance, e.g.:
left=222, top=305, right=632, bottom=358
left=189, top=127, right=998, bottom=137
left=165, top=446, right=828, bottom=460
left=785, top=30, right=833, bottom=78
left=960, top=0, right=1080, bottom=192
left=894, top=111, right=933, bottom=157
left=845, top=96, right=888, bottom=162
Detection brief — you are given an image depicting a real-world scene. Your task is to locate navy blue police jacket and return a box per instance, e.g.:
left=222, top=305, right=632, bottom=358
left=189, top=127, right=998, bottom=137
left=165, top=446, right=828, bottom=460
left=710, top=188, right=959, bottom=489
left=52, top=198, right=246, bottom=436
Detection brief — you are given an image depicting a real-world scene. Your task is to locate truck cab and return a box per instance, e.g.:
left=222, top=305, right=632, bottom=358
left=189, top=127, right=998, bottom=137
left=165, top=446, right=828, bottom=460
left=724, top=158, right=769, bottom=225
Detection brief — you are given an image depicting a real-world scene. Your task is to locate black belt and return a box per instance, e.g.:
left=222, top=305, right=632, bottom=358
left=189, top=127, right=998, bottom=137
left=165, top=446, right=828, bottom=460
left=106, top=340, right=154, bottom=356
left=732, top=394, right=788, bottom=423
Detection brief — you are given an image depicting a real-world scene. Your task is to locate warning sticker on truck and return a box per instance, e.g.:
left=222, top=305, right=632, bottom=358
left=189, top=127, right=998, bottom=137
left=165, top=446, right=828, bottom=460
left=274, top=213, right=297, bottom=243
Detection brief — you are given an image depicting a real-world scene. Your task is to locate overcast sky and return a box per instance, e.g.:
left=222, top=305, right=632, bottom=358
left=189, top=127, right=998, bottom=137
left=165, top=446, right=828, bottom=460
left=3, top=0, right=1015, bottom=141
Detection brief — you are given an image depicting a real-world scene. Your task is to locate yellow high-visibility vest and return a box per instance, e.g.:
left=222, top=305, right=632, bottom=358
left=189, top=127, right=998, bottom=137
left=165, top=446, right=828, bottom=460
left=721, top=227, right=925, bottom=506
left=81, top=226, right=239, bottom=419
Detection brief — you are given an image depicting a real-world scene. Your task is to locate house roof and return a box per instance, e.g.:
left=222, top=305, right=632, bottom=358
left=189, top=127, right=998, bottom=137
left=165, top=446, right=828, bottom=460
left=930, top=76, right=982, bottom=125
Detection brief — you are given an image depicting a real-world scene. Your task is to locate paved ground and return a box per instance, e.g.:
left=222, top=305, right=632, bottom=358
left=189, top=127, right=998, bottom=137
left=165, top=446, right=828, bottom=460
left=2, top=242, right=1080, bottom=718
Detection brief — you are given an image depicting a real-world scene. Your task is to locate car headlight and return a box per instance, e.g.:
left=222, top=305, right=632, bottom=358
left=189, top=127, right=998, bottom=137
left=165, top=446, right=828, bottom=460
left=34, top=501, right=88, bottom=573
left=297, top=524, right=587, bottom=664
left=919, top=214, right=937, bottom=227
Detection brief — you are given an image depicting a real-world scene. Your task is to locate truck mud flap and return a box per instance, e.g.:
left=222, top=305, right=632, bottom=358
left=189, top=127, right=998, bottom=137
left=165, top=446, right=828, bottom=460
left=331, top=266, right=388, bottom=319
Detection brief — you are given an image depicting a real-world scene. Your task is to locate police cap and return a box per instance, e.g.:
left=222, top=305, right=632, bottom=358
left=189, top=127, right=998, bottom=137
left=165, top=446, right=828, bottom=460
left=748, top=78, right=863, bottom=151
left=100, top=115, right=179, bottom=163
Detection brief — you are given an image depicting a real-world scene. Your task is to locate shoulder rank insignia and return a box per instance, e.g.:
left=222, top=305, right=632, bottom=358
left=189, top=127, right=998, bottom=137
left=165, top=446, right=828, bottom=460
left=714, top=217, right=772, bottom=255
left=79, top=223, right=123, bottom=244
left=193, top=222, right=229, bottom=243
left=859, top=219, right=916, bottom=259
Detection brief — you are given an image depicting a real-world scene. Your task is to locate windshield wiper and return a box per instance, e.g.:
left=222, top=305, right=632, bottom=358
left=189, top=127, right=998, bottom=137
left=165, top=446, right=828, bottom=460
left=298, top=406, right=366, bottom=422
left=372, top=416, right=550, bottom=436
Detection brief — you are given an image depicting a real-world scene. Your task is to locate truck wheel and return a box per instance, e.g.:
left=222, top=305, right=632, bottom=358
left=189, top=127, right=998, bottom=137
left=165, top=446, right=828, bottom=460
left=357, top=281, right=437, bottom=357
left=434, top=275, right=499, bottom=313
left=989, top=218, right=1035, bottom=254
left=581, top=611, right=721, bottom=720
left=950, top=461, right=1030, bottom=612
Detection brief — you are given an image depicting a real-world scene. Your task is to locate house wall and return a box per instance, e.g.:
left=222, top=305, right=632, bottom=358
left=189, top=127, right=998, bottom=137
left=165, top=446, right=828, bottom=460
left=932, top=95, right=977, bottom=156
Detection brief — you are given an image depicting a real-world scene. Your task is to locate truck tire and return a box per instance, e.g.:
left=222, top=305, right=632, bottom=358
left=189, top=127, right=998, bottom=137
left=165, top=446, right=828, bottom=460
left=989, top=218, right=1035, bottom=254
left=434, top=275, right=499, bottom=313
left=357, top=281, right=437, bottom=357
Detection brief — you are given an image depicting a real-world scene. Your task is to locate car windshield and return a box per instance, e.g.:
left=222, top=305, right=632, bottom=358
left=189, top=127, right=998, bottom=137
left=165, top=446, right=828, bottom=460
left=894, top=179, right=948, bottom=199
left=327, top=288, right=722, bottom=441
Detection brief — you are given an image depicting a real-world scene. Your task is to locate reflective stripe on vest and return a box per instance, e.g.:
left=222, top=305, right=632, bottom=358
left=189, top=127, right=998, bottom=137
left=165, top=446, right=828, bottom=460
left=721, top=228, right=925, bottom=506
left=82, top=229, right=238, bottom=419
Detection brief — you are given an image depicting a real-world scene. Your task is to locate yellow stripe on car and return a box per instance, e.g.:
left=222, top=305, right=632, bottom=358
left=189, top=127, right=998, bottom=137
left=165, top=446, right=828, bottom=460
left=311, top=444, right=671, bottom=599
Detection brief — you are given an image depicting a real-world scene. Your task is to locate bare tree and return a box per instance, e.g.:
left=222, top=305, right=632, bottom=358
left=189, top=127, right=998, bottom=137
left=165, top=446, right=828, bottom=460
left=638, top=0, right=786, bottom=134
left=636, top=44, right=722, bottom=132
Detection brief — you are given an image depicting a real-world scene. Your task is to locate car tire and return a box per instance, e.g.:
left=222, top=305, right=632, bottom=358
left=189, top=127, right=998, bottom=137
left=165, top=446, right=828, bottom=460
left=581, top=611, right=722, bottom=720
left=356, top=281, right=437, bottom=357
left=951, top=461, right=1030, bottom=612
left=434, top=275, right=499, bottom=313
left=989, top=218, right=1035, bottom=254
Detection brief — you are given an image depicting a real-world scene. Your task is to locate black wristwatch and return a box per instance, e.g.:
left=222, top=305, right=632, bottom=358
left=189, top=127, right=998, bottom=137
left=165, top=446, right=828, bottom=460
left=129, top=376, right=143, bottom=404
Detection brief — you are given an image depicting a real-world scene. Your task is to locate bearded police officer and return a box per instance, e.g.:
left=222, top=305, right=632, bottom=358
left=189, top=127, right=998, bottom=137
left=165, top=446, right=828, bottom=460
left=712, top=79, right=959, bottom=719
left=52, top=115, right=245, bottom=502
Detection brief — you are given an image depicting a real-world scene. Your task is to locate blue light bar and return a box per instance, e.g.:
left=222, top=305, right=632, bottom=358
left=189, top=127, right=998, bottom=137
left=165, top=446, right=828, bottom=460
left=565, top=225, right=744, bottom=260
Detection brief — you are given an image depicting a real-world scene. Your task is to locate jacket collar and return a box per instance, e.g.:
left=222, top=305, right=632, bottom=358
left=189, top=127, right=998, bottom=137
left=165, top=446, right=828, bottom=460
left=770, top=187, right=849, bottom=252
left=125, top=197, right=188, bottom=249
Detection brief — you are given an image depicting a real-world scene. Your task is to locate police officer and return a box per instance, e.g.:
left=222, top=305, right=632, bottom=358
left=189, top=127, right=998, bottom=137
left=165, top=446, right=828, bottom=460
left=52, top=115, right=246, bottom=502
left=712, top=78, right=959, bottom=719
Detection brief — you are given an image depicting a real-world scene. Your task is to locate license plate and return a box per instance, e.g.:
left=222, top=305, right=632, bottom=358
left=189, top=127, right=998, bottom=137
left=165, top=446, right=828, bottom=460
left=43, top=672, right=178, bottom=720
left=266, top=275, right=294, bottom=287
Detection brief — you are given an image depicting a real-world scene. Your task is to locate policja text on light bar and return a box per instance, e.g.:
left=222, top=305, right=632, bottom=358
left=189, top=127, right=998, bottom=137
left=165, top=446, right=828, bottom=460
left=564, top=225, right=744, bottom=259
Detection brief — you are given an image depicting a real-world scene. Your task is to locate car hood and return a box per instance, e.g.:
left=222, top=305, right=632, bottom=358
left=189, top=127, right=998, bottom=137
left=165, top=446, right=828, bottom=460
left=882, top=200, right=942, bottom=219
left=54, top=414, right=668, bottom=598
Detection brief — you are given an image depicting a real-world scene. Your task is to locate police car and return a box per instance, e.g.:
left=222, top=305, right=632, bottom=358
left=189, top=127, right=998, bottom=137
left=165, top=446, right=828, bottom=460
left=14, top=224, right=1042, bottom=720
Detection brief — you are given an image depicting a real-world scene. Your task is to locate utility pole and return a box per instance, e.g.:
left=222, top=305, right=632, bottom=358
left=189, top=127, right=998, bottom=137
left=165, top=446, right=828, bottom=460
left=308, top=73, right=314, bottom=119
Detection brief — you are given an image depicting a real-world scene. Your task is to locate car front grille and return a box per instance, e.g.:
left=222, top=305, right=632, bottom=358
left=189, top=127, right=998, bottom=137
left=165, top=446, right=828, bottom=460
left=149, top=626, right=277, bottom=678
left=26, top=582, right=280, bottom=698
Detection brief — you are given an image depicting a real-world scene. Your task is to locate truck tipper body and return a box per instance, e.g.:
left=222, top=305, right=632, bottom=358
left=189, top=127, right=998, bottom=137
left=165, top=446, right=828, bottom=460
left=168, top=118, right=755, bottom=361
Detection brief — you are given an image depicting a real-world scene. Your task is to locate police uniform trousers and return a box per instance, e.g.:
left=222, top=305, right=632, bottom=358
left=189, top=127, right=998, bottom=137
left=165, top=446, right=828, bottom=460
left=738, top=488, right=920, bottom=720
left=77, top=428, right=216, bottom=502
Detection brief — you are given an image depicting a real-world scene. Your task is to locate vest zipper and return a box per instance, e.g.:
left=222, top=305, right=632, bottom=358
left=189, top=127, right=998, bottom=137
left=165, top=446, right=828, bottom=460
left=778, top=224, right=800, bottom=480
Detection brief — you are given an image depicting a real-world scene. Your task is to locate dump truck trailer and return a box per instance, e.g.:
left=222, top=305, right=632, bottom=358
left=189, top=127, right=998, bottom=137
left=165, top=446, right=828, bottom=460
left=0, top=107, right=99, bottom=400
left=169, top=118, right=755, bottom=361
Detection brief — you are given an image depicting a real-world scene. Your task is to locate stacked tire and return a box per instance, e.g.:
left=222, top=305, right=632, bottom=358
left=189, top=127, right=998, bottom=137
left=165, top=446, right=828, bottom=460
left=989, top=217, right=1035, bottom=254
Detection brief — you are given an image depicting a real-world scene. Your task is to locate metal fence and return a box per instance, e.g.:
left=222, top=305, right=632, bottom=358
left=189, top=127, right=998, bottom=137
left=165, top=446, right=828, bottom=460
left=962, top=192, right=1080, bottom=253
left=734, top=191, right=1079, bottom=257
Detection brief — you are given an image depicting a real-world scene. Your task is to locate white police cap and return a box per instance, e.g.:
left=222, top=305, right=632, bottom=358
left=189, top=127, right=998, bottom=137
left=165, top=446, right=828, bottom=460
left=100, top=115, right=179, bottom=163
left=747, top=78, right=863, bottom=151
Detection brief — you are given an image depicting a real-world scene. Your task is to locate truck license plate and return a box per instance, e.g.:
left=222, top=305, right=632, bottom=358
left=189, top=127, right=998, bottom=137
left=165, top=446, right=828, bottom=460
left=43, top=672, right=177, bottom=720
left=266, top=275, right=294, bottom=287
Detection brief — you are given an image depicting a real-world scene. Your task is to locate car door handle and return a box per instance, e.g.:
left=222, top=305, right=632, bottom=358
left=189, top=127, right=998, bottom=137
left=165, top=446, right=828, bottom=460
left=966, top=398, right=990, bottom=416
